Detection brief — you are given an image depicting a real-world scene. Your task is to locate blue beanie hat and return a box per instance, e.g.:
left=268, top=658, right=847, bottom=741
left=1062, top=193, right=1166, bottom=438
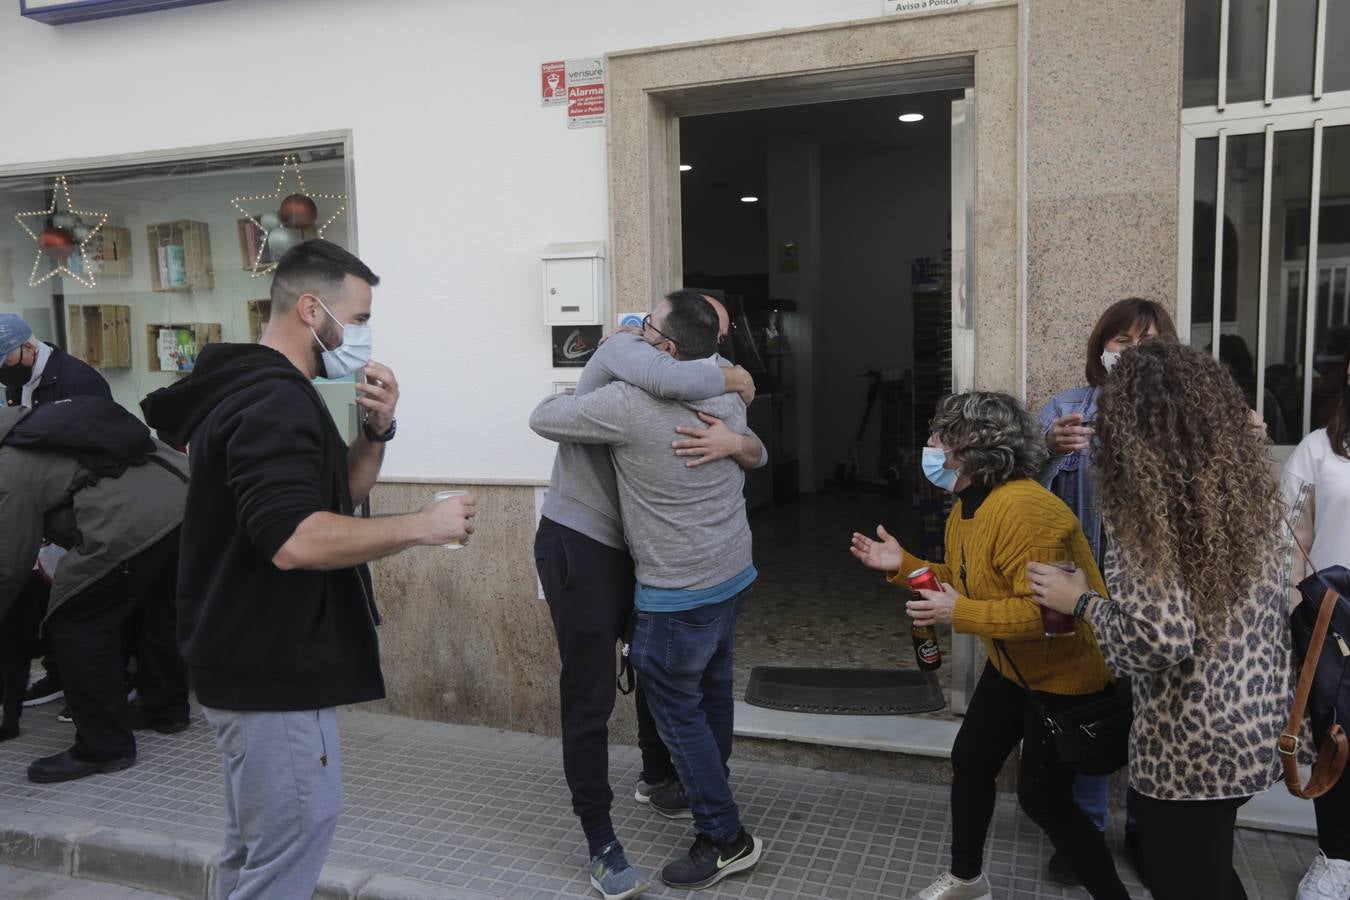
left=0, top=313, right=34, bottom=358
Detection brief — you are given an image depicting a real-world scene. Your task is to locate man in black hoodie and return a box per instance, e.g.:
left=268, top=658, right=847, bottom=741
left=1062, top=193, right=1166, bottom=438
left=142, top=240, right=476, bottom=900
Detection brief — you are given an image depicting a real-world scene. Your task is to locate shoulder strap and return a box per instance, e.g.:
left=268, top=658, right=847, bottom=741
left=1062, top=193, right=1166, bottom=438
left=992, top=639, right=1057, bottom=731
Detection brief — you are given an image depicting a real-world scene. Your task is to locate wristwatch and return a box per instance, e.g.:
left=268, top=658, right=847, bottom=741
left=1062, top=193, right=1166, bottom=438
left=362, top=417, right=397, bottom=443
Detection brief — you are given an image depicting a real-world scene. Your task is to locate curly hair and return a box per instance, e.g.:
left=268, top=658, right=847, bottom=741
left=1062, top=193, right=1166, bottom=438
left=931, top=391, right=1046, bottom=487
left=1094, top=340, right=1281, bottom=622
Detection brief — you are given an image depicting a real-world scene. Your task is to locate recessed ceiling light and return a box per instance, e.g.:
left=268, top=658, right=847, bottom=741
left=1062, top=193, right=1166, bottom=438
left=740, top=196, right=759, bottom=203
left=898, top=113, right=924, bottom=123
left=679, top=164, right=692, bottom=172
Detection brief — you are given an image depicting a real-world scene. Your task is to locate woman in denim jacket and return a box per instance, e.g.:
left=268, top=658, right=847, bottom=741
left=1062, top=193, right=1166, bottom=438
left=1034, top=297, right=1176, bottom=884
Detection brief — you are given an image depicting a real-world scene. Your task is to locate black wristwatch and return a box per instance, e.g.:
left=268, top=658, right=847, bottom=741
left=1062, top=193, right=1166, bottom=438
left=362, top=417, right=397, bottom=443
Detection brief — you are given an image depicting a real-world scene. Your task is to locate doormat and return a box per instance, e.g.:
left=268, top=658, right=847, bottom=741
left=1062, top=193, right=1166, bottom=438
left=744, top=666, right=945, bottom=715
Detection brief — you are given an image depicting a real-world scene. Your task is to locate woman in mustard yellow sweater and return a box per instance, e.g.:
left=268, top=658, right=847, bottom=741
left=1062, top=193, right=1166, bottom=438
left=851, top=391, right=1126, bottom=900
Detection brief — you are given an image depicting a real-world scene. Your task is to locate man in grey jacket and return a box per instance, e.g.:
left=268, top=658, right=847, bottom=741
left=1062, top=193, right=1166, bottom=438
left=0, top=398, right=189, bottom=782
left=530, top=292, right=762, bottom=892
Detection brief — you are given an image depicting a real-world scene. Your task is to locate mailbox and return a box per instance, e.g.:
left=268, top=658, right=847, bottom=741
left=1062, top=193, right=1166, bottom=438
left=542, top=242, right=604, bottom=325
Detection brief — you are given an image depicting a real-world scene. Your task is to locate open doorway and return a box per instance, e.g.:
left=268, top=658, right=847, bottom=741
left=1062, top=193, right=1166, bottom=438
left=678, top=89, right=966, bottom=720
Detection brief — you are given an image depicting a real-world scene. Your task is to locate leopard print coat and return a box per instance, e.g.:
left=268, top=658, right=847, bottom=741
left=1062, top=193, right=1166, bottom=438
left=1085, top=541, right=1292, bottom=800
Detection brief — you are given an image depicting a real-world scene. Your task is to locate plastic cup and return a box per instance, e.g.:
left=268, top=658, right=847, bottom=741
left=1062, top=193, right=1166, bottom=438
left=434, top=490, right=469, bottom=550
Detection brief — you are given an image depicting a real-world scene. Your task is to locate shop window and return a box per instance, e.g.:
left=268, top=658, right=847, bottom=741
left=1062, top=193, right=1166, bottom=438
left=0, top=141, right=353, bottom=417
left=1180, top=1, right=1350, bottom=444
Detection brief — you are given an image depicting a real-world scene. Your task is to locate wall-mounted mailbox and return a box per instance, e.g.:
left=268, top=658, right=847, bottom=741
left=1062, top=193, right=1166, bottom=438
left=542, top=242, right=604, bottom=326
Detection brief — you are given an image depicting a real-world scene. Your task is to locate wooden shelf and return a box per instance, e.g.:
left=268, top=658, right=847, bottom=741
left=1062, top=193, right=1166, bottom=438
left=68, top=226, right=132, bottom=278
left=247, top=299, right=272, bottom=343
left=146, top=322, right=221, bottom=372
left=237, top=219, right=315, bottom=271
left=67, top=304, right=132, bottom=369
left=146, top=220, right=213, bottom=292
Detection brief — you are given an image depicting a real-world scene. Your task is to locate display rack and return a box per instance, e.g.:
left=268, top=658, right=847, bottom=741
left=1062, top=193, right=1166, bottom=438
left=146, top=220, right=213, bottom=292
left=247, top=299, right=272, bottom=343
left=66, top=304, right=132, bottom=369
left=68, top=226, right=133, bottom=278
left=145, top=322, right=221, bottom=372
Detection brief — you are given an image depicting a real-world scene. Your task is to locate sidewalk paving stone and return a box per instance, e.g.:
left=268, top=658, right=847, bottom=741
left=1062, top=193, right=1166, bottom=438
left=0, top=702, right=1318, bottom=898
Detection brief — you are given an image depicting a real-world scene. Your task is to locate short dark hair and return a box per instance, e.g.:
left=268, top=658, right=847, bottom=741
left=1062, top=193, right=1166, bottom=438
left=1085, top=297, right=1177, bottom=387
left=660, top=290, right=719, bottom=360
left=271, top=239, right=379, bottom=312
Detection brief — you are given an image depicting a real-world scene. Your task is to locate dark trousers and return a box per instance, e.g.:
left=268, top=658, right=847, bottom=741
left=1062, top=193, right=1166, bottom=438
left=535, top=518, right=674, bottom=848
left=45, top=530, right=188, bottom=761
left=949, top=662, right=1128, bottom=900
left=1314, top=764, right=1350, bottom=861
left=1, top=573, right=50, bottom=737
left=631, top=590, right=748, bottom=844
left=1131, top=789, right=1250, bottom=899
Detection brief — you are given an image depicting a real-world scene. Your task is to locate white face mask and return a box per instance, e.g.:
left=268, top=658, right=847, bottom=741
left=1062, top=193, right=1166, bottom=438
left=1101, top=350, right=1122, bottom=373
left=310, top=296, right=372, bottom=379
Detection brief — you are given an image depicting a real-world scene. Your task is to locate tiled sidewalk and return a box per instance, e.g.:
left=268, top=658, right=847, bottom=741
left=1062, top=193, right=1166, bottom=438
left=0, top=702, right=1316, bottom=899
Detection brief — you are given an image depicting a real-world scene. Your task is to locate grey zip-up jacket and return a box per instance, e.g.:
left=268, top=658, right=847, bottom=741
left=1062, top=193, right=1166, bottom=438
left=0, top=406, right=188, bottom=620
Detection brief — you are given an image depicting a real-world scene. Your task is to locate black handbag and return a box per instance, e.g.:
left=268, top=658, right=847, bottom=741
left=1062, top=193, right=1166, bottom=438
left=994, top=640, right=1133, bottom=776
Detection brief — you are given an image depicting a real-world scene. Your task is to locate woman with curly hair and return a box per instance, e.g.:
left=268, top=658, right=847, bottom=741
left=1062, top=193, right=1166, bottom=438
left=1283, top=350, right=1350, bottom=900
left=852, top=391, right=1128, bottom=900
left=1036, top=297, right=1176, bottom=880
left=1031, top=340, right=1291, bottom=900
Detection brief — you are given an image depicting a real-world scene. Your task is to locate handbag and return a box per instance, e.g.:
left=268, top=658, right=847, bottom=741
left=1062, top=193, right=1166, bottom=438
left=1279, top=525, right=1349, bottom=799
left=993, top=639, right=1132, bottom=776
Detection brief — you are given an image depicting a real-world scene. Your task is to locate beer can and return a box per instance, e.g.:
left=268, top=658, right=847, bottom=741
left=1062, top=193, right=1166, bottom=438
left=905, top=567, right=943, bottom=671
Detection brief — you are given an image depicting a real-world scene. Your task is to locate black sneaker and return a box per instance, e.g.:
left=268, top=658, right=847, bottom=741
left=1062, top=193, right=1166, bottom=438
left=649, top=783, right=694, bottom=820
left=128, top=708, right=190, bottom=734
left=22, top=674, right=63, bottom=708
left=661, top=829, right=762, bottom=890
left=56, top=707, right=73, bottom=723
left=1047, top=851, right=1081, bottom=887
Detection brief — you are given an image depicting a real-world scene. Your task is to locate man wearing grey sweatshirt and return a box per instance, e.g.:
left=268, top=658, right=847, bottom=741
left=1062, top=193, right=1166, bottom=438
left=530, top=292, right=764, bottom=893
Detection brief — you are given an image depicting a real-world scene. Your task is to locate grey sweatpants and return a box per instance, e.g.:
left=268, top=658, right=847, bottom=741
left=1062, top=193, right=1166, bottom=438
left=202, top=706, right=342, bottom=900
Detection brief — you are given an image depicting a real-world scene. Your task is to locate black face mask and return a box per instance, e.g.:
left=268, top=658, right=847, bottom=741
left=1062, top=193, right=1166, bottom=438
left=0, top=364, right=33, bottom=388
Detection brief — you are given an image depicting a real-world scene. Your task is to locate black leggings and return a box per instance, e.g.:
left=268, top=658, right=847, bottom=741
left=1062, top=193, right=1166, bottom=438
left=1130, top=789, right=1250, bottom=900
left=950, top=662, right=1128, bottom=900
left=1312, top=746, right=1350, bottom=861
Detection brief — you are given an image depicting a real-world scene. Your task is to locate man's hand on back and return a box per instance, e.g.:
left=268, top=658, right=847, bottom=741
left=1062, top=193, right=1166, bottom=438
left=673, top=412, right=754, bottom=468
left=723, top=366, right=755, bottom=406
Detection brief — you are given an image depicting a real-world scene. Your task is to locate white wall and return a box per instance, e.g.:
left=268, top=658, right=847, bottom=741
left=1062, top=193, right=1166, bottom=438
left=0, top=0, right=888, bottom=479
left=818, top=141, right=950, bottom=484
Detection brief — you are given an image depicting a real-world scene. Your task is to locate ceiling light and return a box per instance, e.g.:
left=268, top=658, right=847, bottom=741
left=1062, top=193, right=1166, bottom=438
left=898, top=113, right=924, bottom=123
left=740, top=196, right=759, bottom=203
left=679, top=164, right=692, bottom=172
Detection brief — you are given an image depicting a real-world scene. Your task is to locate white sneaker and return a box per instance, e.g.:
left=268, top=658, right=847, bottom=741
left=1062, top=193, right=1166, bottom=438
left=913, top=872, right=993, bottom=900
left=1298, top=851, right=1350, bottom=900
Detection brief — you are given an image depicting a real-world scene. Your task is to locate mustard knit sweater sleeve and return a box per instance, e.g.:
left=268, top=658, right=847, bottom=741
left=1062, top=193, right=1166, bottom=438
left=947, top=482, right=1109, bottom=641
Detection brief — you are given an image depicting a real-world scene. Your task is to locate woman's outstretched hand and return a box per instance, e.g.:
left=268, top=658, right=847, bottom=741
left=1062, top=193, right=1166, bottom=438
left=850, top=525, right=903, bottom=573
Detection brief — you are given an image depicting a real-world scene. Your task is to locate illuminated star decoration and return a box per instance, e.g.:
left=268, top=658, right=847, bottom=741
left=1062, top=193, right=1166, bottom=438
left=13, top=175, right=109, bottom=288
left=231, top=153, right=346, bottom=277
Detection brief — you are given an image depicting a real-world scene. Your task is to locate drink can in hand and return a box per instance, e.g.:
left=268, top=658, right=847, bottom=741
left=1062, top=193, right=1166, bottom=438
left=906, top=567, right=943, bottom=671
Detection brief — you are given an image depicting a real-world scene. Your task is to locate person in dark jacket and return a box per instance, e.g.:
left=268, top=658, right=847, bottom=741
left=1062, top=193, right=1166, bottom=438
left=1, top=312, right=114, bottom=711
left=0, top=312, right=112, bottom=409
left=0, top=398, right=190, bottom=782
left=142, top=239, right=477, bottom=900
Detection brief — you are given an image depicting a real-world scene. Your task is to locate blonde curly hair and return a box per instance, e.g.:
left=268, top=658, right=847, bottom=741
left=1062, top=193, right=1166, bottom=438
left=1095, top=340, right=1281, bottom=622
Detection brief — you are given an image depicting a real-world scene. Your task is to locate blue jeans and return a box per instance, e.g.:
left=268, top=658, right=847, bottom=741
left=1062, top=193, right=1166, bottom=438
left=631, top=590, right=749, bottom=844
left=1074, top=773, right=1110, bottom=832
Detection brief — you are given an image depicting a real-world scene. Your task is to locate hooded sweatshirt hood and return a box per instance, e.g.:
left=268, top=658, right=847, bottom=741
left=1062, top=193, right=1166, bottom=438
left=142, top=343, right=313, bottom=447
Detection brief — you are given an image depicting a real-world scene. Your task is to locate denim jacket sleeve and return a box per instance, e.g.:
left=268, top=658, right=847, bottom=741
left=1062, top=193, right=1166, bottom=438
left=1037, top=394, right=1080, bottom=484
